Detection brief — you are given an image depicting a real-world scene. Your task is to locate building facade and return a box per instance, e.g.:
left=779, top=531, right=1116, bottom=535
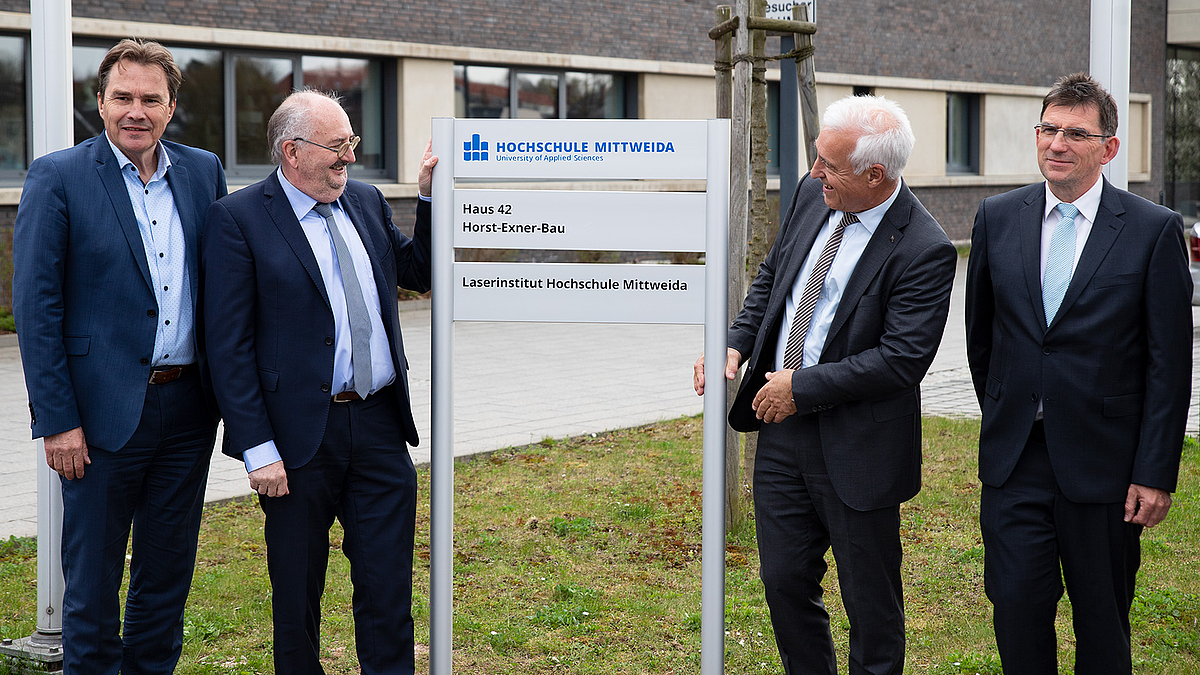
left=0, top=0, right=1173, bottom=299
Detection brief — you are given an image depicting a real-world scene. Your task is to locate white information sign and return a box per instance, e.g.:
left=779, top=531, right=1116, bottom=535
left=453, top=189, right=707, bottom=252
left=454, top=262, right=705, bottom=324
left=453, top=119, right=709, bottom=179
left=766, top=0, right=815, bottom=21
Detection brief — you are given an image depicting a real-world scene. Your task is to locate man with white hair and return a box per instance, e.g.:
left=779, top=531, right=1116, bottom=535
left=694, top=95, right=956, bottom=674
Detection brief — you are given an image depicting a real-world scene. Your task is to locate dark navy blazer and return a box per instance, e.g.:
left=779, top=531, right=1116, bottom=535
left=14, top=136, right=227, bottom=451
left=200, top=172, right=430, bottom=468
left=966, top=179, right=1192, bottom=502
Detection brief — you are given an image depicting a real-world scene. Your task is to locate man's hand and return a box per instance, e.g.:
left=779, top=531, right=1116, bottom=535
left=417, top=139, right=438, bottom=198
left=249, top=461, right=289, bottom=498
left=751, top=370, right=797, bottom=423
left=1125, top=483, right=1172, bottom=527
left=693, top=348, right=741, bottom=395
left=45, top=427, right=89, bottom=480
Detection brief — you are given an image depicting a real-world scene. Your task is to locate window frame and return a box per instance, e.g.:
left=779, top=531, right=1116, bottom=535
left=456, top=63, right=635, bottom=120
left=946, top=91, right=980, bottom=176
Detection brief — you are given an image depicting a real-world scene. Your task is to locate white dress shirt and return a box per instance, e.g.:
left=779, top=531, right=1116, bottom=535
left=774, top=181, right=902, bottom=371
left=1040, top=176, right=1103, bottom=282
left=1034, top=176, right=1103, bottom=418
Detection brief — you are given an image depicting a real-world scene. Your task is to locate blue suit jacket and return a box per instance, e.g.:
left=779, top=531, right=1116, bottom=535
left=200, top=172, right=430, bottom=468
left=727, top=175, right=958, bottom=511
left=965, top=179, right=1192, bottom=502
left=13, top=136, right=228, bottom=451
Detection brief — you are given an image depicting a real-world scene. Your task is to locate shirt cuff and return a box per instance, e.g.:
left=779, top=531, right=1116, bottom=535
left=243, top=440, right=282, bottom=473
left=418, top=194, right=431, bottom=202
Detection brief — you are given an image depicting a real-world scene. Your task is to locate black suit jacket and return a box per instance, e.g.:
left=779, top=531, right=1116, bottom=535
left=965, top=179, right=1191, bottom=502
left=200, top=172, right=431, bottom=468
left=729, top=175, right=957, bottom=511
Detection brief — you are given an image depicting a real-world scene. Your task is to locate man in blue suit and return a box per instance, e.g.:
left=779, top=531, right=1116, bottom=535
left=201, top=90, right=435, bottom=674
left=13, top=39, right=227, bottom=673
left=966, top=73, right=1192, bottom=674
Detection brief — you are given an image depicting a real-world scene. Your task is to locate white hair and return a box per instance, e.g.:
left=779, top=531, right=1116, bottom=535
left=820, top=95, right=914, bottom=181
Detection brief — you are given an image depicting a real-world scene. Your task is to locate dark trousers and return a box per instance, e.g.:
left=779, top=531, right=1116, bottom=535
left=755, top=414, right=905, bottom=675
left=259, top=388, right=417, bottom=675
left=60, top=368, right=215, bottom=675
left=981, top=424, right=1141, bottom=675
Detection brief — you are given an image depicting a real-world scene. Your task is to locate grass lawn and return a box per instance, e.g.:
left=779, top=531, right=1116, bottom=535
left=0, top=416, right=1197, bottom=674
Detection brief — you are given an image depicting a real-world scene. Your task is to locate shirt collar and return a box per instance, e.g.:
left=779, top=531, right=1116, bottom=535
left=277, top=166, right=342, bottom=221
left=1043, top=176, right=1103, bottom=224
left=104, top=132, right=171, bottom=183
left=844, top=180, right=902, bottom=234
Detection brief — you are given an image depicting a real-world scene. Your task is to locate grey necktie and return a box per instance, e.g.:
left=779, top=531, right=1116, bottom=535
left=312, top=201, right=373, bottom=398
left=782, top=211, right=858, bottom=370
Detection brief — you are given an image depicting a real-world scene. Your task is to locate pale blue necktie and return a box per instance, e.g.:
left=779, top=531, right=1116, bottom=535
left=313, top=201, right=373, bottom=397
left=1042, top=202, right=1079, bottom=326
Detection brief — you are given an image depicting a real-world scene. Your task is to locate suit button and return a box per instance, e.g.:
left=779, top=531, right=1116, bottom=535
left=321, top=383, right=331, bottom=393
left=140, top=357, right=149, bottom=365
left=147, top=309, right=157, bottom=317
left=1031, top=393, right=1038, bottom=401
left=325, top=337, right=334, bottom=346
left=1042, top=347, right=1051, bottom=355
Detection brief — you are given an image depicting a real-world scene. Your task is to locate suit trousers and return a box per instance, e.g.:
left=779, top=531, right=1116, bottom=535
left=755, top=413, right=905, bottom=675
left=60, top=368, right=215, bottom=675
left=259, top=386, right=417, bottom=675
left=981, top=425, right=1141, bottom=675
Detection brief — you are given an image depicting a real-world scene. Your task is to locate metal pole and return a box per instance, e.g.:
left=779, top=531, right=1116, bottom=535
left=1090, top=0, right=1130, bottom=189
left=779, top=34, right=799, bottom=214
left=429, top=118, right=455, bottom=675
left=32, top=0, right=72, bottom=650
left=702, top=118, right=731, bottom=675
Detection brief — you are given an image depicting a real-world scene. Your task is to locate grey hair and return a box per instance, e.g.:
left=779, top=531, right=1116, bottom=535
left=820, top=95, right=914, bottom=181
left=266, top=87, right=345, bottom=164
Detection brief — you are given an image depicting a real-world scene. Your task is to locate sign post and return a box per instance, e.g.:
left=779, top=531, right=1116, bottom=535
left=430, top=117, right=730, bottom=673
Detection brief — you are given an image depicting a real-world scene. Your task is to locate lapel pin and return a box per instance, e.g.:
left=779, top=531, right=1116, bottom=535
left=890, top=235, right=894, bottom=242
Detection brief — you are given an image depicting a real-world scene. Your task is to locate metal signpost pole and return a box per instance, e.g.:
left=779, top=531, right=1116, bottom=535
left=701, top=119, right=731, bottom=675
left=24, top=0, right=72, bottom=664
left=1090, top=0, right=1130, bottom=189
left=429, top=118, right=456, bottom=675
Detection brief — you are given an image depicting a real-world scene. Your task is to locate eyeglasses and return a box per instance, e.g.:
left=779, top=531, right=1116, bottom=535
left=1034, top=123, right=1111, bottom=143
left=293, top=135, right=361, bottom=160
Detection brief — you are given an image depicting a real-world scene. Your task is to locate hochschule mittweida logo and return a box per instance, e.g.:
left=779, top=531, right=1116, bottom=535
left=463, top=134, right=488, bottom=162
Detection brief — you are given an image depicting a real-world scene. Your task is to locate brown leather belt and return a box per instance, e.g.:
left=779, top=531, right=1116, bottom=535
left=148, top=364, right=194, bottom=385
left=332, top=390, right=362, bottom=403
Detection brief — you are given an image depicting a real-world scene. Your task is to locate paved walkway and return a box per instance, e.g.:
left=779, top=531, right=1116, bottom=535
left=2, top=257, right=1198, bottom=538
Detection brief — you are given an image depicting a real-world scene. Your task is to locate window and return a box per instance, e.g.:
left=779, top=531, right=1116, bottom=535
left=1167, top=46, right=1200, bottom=216
left=455, top=64, right=632, bottom=119
left=69, top=41, right=390, bottom=180
left=946, top=92, right=979, bottom=175
left=0, top=35, right=27, bottom=175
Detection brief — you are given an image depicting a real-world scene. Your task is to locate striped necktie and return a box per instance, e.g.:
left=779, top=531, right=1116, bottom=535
left=782, top=211, right=858, bottom=370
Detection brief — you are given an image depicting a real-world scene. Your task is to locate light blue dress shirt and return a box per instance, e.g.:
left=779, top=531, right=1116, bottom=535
left=106, top=133, right=193, bottom=366
left=774, top=181, right=902, bottom=371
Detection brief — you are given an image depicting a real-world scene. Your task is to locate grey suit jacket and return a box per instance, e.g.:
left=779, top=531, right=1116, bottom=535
left=728, top=174, right=957, bottom=511
left=965, top=179, right=1191, bottom=502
